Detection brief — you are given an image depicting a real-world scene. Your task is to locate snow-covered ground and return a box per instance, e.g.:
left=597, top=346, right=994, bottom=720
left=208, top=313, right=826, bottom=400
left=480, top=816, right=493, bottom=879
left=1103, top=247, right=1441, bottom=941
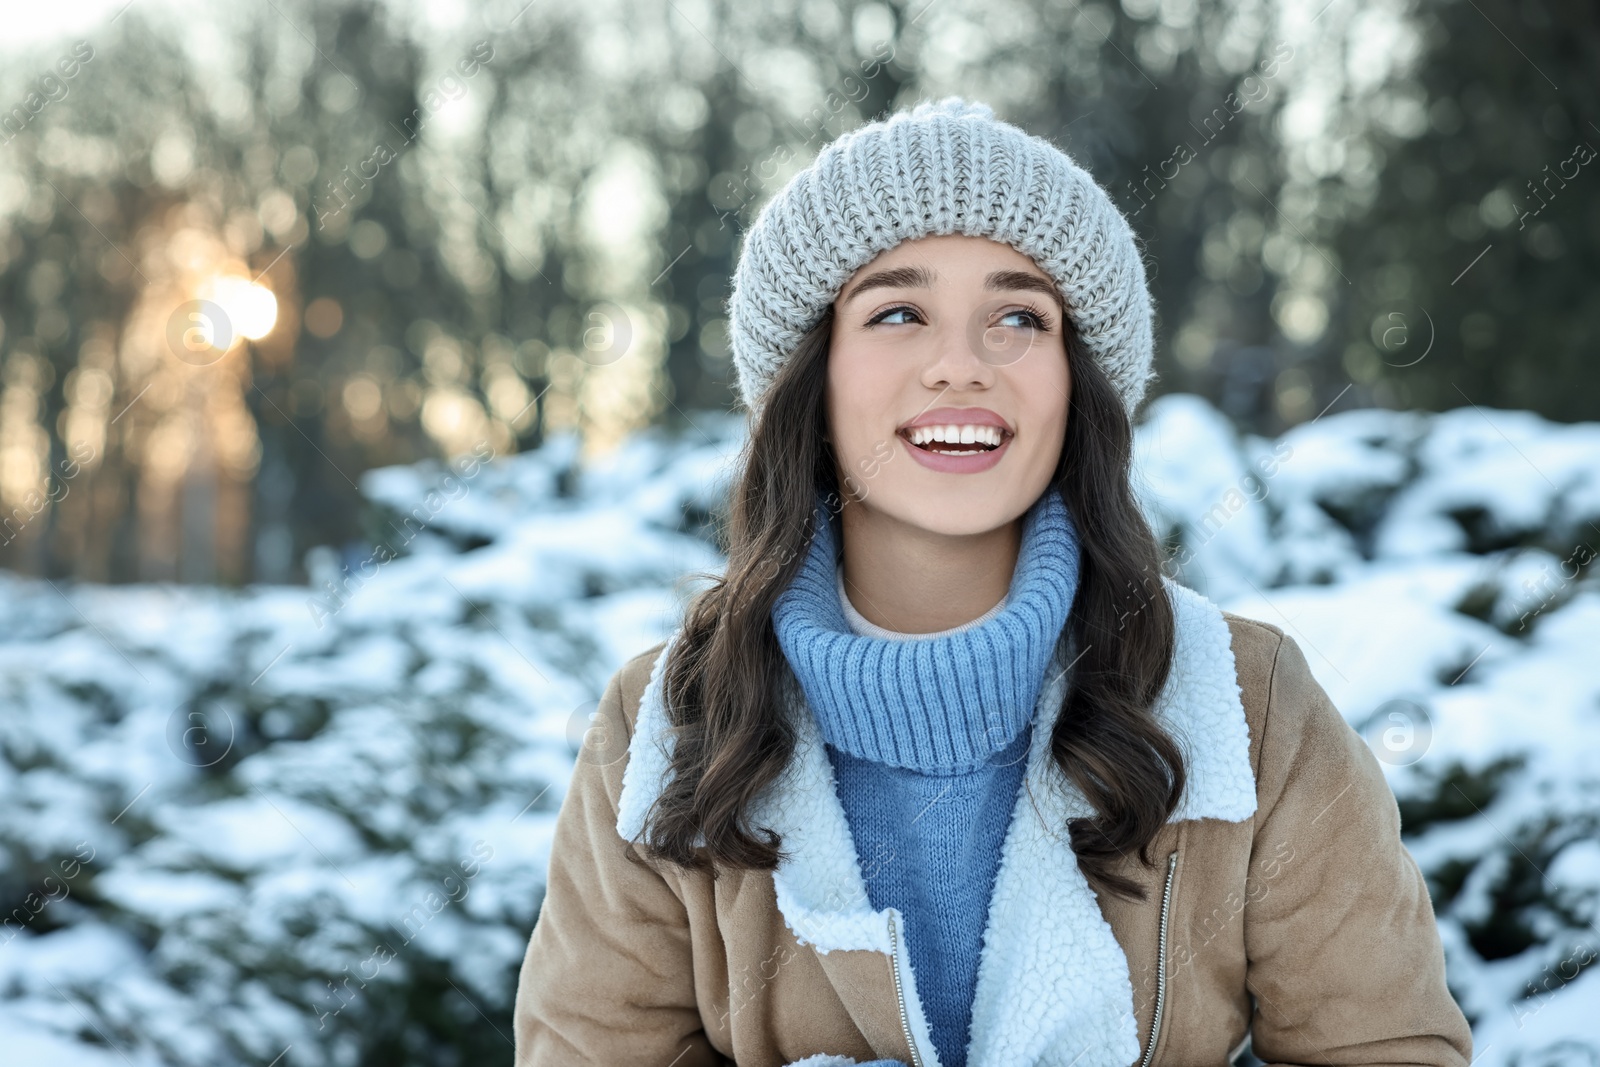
left=0, top=395, right=1595, bottom=1065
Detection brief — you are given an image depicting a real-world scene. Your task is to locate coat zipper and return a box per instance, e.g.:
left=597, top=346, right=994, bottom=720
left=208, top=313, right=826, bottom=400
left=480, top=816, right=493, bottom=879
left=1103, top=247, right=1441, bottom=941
left=887, top=911, right=926, bottom=1067
left=1139, top=849, right=1179, bottom=1067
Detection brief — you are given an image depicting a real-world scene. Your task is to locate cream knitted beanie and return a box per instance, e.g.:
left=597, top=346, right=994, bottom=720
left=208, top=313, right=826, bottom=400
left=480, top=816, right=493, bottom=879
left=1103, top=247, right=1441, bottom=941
left=724, top=96, right=1157, bottom=424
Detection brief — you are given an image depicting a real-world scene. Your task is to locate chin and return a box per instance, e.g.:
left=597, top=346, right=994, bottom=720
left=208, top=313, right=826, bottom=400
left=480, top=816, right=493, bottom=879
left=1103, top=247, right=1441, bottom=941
left=868, top=480, right=1040, bottom=538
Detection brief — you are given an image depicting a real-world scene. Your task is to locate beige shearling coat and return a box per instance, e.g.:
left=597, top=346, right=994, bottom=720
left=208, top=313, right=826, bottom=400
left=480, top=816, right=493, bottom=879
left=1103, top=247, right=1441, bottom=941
left=513, top=579, right=1473, bottom=1067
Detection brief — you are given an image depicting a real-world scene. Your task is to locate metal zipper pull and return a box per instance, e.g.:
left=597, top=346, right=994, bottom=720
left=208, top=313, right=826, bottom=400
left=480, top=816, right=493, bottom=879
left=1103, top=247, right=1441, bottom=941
left=1139, top=850, right=1179, bottom=1067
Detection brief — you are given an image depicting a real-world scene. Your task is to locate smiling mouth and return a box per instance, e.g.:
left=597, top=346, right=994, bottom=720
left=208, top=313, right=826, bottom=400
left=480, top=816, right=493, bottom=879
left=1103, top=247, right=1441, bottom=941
left=899, top=427, right=1012, bottom=455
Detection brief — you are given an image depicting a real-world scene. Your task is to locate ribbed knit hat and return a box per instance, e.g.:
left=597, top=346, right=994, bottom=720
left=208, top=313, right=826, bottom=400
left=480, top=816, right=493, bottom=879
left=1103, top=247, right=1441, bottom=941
left=725, top=96, right=1157, bottom=424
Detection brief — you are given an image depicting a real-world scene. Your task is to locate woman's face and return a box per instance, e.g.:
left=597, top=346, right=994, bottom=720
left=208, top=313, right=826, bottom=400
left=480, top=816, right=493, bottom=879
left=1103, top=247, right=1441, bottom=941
left=826, top=233, right=1071, bottom=537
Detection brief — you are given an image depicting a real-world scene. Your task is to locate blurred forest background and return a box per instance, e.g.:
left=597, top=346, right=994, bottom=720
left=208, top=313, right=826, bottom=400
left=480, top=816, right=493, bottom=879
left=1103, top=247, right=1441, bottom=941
left=0, top=0, right=1593, bottom=588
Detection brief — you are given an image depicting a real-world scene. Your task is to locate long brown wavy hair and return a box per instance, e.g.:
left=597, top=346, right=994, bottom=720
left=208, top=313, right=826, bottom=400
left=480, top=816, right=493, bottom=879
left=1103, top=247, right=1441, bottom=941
left=631, top=303, right=1185, bottom=903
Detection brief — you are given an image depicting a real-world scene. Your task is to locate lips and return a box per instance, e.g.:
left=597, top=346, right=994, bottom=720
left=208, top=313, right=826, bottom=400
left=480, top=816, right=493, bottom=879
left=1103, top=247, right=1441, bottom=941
left=898, top=406, right=1013, bottom=435
left=894, top=406, right=1015, bottom=474
left=897, top=406, right=1014, bottom=457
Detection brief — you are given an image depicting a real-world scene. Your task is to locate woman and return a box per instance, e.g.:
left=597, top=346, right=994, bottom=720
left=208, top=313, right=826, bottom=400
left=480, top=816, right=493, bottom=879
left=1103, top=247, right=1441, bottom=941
left=512, top=98, right=1472, bottom=1067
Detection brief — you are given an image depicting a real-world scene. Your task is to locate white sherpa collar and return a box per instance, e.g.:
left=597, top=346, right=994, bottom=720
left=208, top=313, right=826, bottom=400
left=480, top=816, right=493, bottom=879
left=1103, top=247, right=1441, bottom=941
left=615, top=577, right=1256, bottom=1067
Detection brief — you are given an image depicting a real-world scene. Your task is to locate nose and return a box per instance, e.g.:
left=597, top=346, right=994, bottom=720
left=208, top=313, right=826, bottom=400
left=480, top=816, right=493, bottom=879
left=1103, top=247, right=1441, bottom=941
left=919, top=306, right=1002, bottom=392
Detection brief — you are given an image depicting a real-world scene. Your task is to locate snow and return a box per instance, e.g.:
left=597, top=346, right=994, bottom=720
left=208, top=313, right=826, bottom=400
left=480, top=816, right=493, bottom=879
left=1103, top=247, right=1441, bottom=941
left=1, top=399, right=1596, bottom=1064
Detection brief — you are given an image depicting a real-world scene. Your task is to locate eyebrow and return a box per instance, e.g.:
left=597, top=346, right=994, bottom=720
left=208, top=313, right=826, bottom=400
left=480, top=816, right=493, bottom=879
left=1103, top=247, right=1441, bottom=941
left=838, top=264, right=1064, bottom=311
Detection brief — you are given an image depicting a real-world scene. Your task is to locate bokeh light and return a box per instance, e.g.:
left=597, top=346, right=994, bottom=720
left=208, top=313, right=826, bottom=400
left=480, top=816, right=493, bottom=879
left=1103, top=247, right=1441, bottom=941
left=200, top=275, right=279, bottom=342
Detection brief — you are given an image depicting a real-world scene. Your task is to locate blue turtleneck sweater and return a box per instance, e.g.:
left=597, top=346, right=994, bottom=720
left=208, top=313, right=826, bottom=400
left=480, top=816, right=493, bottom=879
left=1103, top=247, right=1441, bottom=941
left=771, top=489, right=1082, bottom=1067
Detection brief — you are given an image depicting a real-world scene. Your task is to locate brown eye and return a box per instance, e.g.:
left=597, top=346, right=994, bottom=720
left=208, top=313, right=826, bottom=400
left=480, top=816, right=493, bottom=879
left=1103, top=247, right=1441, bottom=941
left=868, top=305, right=921, bottom=326
left=998, top=307, right=1052, bottom=330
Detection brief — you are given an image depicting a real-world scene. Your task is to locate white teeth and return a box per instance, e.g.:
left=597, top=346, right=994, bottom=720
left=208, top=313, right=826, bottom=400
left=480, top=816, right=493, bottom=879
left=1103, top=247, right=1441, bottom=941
left=907, top=424, right=1006, bottom=448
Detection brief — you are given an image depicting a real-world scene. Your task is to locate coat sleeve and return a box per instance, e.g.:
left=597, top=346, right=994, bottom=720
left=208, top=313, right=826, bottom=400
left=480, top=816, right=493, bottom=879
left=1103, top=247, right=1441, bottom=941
left=513, top=659, right=731, bottom=1066
left=1242, top=631, right=1473, bottom=1067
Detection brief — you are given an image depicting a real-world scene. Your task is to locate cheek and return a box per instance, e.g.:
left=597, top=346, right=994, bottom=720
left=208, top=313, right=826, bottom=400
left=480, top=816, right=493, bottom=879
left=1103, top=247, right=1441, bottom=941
left=1013, top=341, right=1072, bottom=427
left=826, top=340, right=898, bottom=449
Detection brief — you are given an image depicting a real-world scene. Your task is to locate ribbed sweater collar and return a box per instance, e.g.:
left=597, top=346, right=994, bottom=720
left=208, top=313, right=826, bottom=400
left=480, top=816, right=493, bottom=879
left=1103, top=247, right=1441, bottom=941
left=771, top=488, right=1082, bottom=774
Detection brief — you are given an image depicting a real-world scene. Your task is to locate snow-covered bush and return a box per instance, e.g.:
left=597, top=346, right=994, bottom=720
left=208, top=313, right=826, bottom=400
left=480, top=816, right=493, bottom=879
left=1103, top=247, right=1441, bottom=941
left=1137, top=395, right=1600, bottom=1057
left=0, top=397, right=1595, bottom=1065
